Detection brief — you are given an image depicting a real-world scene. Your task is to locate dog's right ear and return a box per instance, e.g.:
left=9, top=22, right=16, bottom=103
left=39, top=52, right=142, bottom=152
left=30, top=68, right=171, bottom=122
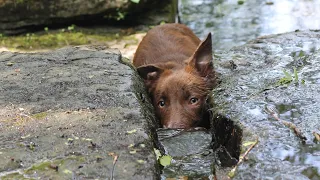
left=136, top=65, right=164, bottom=87
left=189, top=33, right=213, bottom=78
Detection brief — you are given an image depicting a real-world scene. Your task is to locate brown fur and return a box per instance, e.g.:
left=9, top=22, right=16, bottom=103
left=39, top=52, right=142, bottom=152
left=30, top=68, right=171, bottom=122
left=133, top=23, right=216, bottom=128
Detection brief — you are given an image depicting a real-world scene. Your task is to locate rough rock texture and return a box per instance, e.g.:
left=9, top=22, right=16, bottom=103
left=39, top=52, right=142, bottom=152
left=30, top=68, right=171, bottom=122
left=157, top=129, right=215, bottom=178
left=0, top=0, right=174, bottom=35
left=0, top=46, right=158, bottom=179
left=213, top=30, right=320, bottom=179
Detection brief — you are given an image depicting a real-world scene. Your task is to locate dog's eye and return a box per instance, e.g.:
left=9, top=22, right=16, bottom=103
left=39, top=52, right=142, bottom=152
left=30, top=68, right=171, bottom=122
left=190, top=97, right=198, bottom=104
left=158, top=100, right=165, bottom=107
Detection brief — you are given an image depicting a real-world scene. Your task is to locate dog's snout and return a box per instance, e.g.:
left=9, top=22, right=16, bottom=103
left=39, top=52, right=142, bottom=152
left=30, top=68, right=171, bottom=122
left=164, top=121, right=187, bottom=129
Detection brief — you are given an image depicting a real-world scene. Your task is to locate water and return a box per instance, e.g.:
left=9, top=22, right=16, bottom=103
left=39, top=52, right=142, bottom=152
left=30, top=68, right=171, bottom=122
left=179, top=0, right=320, bottom=51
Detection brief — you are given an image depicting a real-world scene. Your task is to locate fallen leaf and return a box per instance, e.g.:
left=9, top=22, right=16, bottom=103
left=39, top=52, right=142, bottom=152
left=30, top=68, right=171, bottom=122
left=242, top=141, right=256, bottom=147
left=6, top=62, right=14, bottom=66
left=108, top=152, right=116, bottom=156
left=313, top=132, right=320, bottom=142
left=139, top=144, right=145, bottom=148
left=63, top=169, right=72, bottom=174
left=127, top=129, right=137, bottom=134
left=154, top=148, right=161, bottom=160
left=159, top=155, right=172, bottom=167
left=137, top=159, right=145, bottom=164
left=128, top=144, right=134, bottom=148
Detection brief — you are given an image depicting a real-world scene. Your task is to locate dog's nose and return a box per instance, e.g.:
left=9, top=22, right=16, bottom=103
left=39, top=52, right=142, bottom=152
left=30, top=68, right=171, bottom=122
left=165, top=122, right=186, bottom=129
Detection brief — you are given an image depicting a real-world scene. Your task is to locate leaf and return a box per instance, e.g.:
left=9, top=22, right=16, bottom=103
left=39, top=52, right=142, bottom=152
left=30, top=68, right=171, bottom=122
left=6, top=62, right=14, bottom=66
left=242, top=141, right=256, bottom=147
left=154, top=148, right=161, bottom=160
left=127, top=129, right=137, bottom=134
left=63, top=169, right=72, bottom=174
left=298, top=50, right=305, bottom=57
left=128, top=144, right=134, bottom=148
left=294, top=67, right=298, bottom=82
left=237, top=0, right=245, bottom=5
left=160, top=21, right=166, bottom=25
left=137, top=159, right=145, bottom=164
left=283, top=70, right=292, bottom=80
left=228, top=168, right=236, bottom=178
left=159, top=155, right=172, bottom=167
left=313, top=132, right=320, bottom=142
left=21, top=134, right=31, bottom=139
left=139, top=144, right=145, bottom=148
left=278, top=69, right=295, bottom=85
left=278, top=77, right=292, bottom=85
left=130, top=0, right=140, bottom=3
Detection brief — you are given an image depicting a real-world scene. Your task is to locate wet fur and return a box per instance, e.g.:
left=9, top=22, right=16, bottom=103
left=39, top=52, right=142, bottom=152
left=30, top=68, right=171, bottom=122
left=133, top=23, right=216, bottom=128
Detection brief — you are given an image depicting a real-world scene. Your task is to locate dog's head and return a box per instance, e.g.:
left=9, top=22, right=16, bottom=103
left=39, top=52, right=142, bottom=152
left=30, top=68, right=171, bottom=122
left=137, top=33, right=215, bottom=128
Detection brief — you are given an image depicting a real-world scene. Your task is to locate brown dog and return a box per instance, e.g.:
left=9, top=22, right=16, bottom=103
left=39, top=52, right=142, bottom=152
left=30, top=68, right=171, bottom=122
left=133, top=23, right=216, bottom=128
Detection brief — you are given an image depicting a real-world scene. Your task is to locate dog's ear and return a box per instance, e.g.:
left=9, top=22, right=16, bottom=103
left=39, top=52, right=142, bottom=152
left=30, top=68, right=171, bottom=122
left=189, top=33, right=213, bottom=77
left=136, top=65, right=164, bottom=89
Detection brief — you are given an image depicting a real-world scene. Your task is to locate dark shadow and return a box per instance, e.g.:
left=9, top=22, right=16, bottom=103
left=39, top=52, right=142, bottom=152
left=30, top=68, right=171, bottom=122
left=211, top=114, right=243, bottom=167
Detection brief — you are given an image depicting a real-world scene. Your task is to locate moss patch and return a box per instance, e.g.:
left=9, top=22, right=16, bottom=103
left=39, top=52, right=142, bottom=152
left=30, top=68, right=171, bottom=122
left=0, top=26, right=141, bottom=51
left=31, top=112, right=48, bottom=120
left=0, top=172, right=30, bottom=180
left=24, top=161, right=53, bottom=174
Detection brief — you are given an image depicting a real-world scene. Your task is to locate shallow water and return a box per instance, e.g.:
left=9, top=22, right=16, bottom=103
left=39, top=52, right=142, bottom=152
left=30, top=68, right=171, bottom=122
left=179, top=0, right=320, bottom=51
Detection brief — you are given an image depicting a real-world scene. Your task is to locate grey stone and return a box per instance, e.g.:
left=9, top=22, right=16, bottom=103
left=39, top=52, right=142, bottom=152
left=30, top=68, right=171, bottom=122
left=0, top=46, right=158, bottom=179
left=213, top=30, right=320, bottom=179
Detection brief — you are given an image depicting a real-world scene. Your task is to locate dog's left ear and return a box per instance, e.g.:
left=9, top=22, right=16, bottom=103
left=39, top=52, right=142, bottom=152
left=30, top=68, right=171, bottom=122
left=189, top=33, right=213, bottom=77
left=136, top=65, right=164, bottom=81
left=136, top=64, right=164, bottom=92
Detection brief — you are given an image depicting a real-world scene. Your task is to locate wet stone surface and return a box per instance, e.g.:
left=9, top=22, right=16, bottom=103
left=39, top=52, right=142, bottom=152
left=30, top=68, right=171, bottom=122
left=0, top=46, right=157, bottom=179
left=1, top=30, right=320, bottom=180
left=157, top=129, right=215, bottom=178
left=213, top=30, right=320, bottom=179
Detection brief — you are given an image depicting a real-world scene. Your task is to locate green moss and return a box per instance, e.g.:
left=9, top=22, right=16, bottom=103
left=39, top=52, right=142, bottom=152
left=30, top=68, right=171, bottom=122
left=66, top=155, right=86, bottom=162
left=238, top=0, right=245, bottom=5
left=24, top=161, right=52, bottom=174
left=31, top=112, right=48, bottom=120
left=277, top=68, right=304, bottom=86
left=1, top=172, right=31, bottom=180
left=0, top=28, right=128, bottom=51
